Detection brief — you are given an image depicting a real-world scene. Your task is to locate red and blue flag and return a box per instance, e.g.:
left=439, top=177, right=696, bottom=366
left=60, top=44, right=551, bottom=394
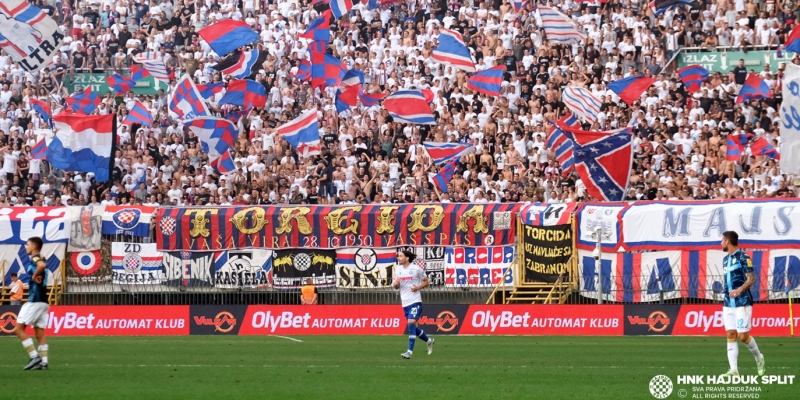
left=512, top=0, right=528, bottom=12
left=212, top=49, right=268, bottom=79
left=295, top=59, right=311, bottom=81
left=359, top=91, right=385, bottom=107
left=736, top=73, right=771, bottom=104
left=678, top=65, right=709, bottom=93
left=547, top=114, right=580, bottom=176
left=330, top=0, right=354, bottom=19
left=751, top=137, right=780, bottom=160
left=431, top=28, right=475, bottom=72
left=786, top=24, right=800, bottom=53
left=466, top=65, right=505, bottom=97
left=218, top=79, right=266, bottom=110
left=276, top=109, right=321, bottom=159
left=198, top=20, right=259, bottom=57
left=31, top=138, right=48, bottom=160
left=184, top=117, right=238, bottom=174
left=433, top=158, right=459, bottom=193
left=169, top=75, right=210, bottom=120
left=300, top=12, right=331, bottom=42
left=130, top=65, right=150, bottom=81
left=197, top=82, right=225, bottom=99
left=65, top=87, right=100, bottom=114
left=30, top=97, right=51, bottom=122
left=335, top=69, right=364, bottom=114
left=608, top=75, right=656, bottom=105
left=106, top=73, right=136, bottom=94
left=538, top=5, right=586, bottom=44
left=384, top=91, right=436, bottom=125
left=311, top=54, right=347, bottom=89
left=725, top=134, right=744, bottom=161
left=423, top=142, right=475, bottom=165
left=124, top=100, right=153, bottom=126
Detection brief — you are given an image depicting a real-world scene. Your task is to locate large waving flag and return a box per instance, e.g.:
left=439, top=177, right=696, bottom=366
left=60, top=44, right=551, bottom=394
left=0, top=0, right=65, bottom=72
left=423, top=142, right=475, bottom=165
left=467, top=65, right=505, bottom=97
left=133, top=54, right=169, bottom=83
left=547, top=114, right=580, bottom=176
left=725, top=134, right=745, bottom=161
left=218, top=79, right=267, bottom=110
left=30, top=98, right=51, bottom=122
left=330, top=0, right=354, bottom=19
left=31, top=138, right=48, bottom=160
left=359, top=91, right=385, bottom=107
left=212, top=49, right=268, bottom=79
left=608, top=75, right=656, bottom=105
left=185, top=117, right=238, bottom=174
left=276, top=109, right=321, bottom=159
left=106, top=73, right=136, bottom=93
left=538, top=6, right=586, bottom=44
left=562, top=86, right=602, bottom=122
left=311, top=54, right=347, bottom=89
left=198, top=20, right=259, bottom=57
left=555, top=122, right=633, bottom=201
left=431, top=28, right=475, bottom=72
left=169, top=75, right=210, bottom=120
left=384, top=91, right=436, bottom=125
left=130, top=65, right=150, bottom=81
left=751, top=137, right=780, bottom=160
left=197, top=82, right=225, bottom=99
left=49, top=114, right=113, bottom=182
left=736, top=73, right=771, bottom=104
left=300, top=12, right=331, bottom=42
left=295, top=59, right=312, bottom=81
left=780, top=63, right=800, bottom=175
left=787, top=25, right=800, bottom=54
left=652, top=0, right=695, bottom=15
left=124, top=100, right=153, bottom=126
left=677, top=65, right=709, bottom=94
left=433, top=158, right=459, bottom=193
left=65, top=87, right=100, bottom=114
left=335, top=69, right=364, bottom=114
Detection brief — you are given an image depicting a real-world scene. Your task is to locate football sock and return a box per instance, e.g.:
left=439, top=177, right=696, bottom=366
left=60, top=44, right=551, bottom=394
left=744, top=337, right=762, bottom=361
left=22, top=338, right=38, bottom=359
left=38, top=344, right=48, bottom=364
left=416, top=326, right=429, bottom=342
left=407, top=322, right=416, bottom=352
left=727, top=341, right=739, bottom=371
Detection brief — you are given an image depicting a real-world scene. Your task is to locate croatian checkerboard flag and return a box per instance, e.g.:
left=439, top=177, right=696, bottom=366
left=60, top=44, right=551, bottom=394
left=185, top=117, right=237, bottom=174
left=66, top=87, right=100, bottom=114
left=384, top=91, right=436, bottom=125
left=431, top=28, right=475, bottom=72
left=198, top=20, right=259, bottom=57
left=330, top=0, right=354, bottom=19
left=562, top=86, right=601, bottom=123
left=538, top=5, right=586, bottom=44
left=300, top=12, right=331, bottom=42
left=169, top=75, right=210, bottom=120
left=335, top=69, right=364, bottom=114
left=218, top=79, right=267, bottom=110
left=124, top=100, right=153, bottom=126
left=49, top=113, right=113, bottom=182
left=130, top=65, right=150, bottom=81
left=106, top=73, right=135, bottom=93
left=276, top=109, right=321, bottom=159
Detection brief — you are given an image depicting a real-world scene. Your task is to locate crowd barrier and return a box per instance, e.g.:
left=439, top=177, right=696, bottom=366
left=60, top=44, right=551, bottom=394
left=1, top=304, right=797, bottom=336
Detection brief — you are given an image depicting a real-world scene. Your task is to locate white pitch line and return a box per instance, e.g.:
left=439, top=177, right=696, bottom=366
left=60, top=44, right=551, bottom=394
left=269, top=335, right=303, bottom=343
left=0, top=364, right=791, bottom=370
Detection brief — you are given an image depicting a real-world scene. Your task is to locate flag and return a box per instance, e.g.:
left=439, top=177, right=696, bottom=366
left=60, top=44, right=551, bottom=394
left=608, top=75, right=656, bottom=105
left=65, top=87, right=100, bottom=114
left=736, top=73, right=771, bottom=104
left=133, top=54, right=169, bottom=83
left=547, top=114, right=580, bottom=176
left=358, top=91, right=385, bottom=107
left=295, top=59, right=311, bottom=81
left=48, top=114, right=113, bottom=182
left=196, top=82, right=225, bottom=99
left=512, top=0, right=528, bottom=13
left=678, top=65, right=709, bottom=94
left=780, top=63, right=800, bottom=174
left=330, top=0, right=354, bottom=19
left=787, top=25, right=800, bottom=54
left=725, top=134, right=744, bottom=161
left=431, top=28, right=475, bottom=72
left=169, top=74, right=210, bottom=120
left=31, top=138, right=47, bottom=160
left=185, top=117, right=238, bottom=174
left=300, top=12, right=331, bottom=42
left=538, top=5, right=586, bottom=44
left=466, top=65, right=505, bottom=97
left=102, top=206, right=157, bottom=237
left=276, top=109, right=321, bottom=159
left=124, top=100, right=153, bottom=126
left=30, top=97, right=51, bottom=122
left=106, top=73, right=136, bottom=94
left=311, top=54, right=347, bottom=89
left=652, top=0, right=695, bottom=15
left=0, top=0, right=65, bottom=72
left=367, top=0, right=380, bottom=9
left=198, top=20, right=258, bottom=57
left=130, top=65, right=150, bottom=81
left=751, top=137, right=780, bottom=160
left=433, top=158, right=459, bottom=193
left=308, top=39, right=327, bottom=57
left=562, top=86, right=602, bottom=122
left=218, top=79, right=267, bottom=110
left=423, top=142, right=475, bottom=165
left=226, top=108, right=245, bottom=124
left=384, top=91, right=436, bottom=125
left=212, top=49, right=268, bottom=79
left=555, top=122, right=633, bottom=201
left=335, top=69, right=364, bottom=114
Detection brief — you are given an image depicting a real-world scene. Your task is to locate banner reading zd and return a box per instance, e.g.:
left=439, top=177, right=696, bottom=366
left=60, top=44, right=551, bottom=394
left=522, top=224, right=572, bottom=283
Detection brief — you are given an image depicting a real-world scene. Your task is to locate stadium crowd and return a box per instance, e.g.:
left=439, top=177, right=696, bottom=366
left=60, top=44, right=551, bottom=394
left=0, top=0, right=797, bottom=208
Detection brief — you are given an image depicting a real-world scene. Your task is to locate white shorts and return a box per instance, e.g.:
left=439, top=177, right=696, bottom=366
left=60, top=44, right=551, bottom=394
left=723, top=306, right=752, bottom=333
left=17, top=302, right=49, bottom=329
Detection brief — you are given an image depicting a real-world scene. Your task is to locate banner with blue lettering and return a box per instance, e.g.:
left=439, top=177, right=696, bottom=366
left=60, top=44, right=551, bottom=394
left=0, top=243, right=65, bottom=287
left=579, top=249, right=800, bottom=302
left=0, top=207, right=69, bottom=245
left=444, top=246, right=514, bottom=287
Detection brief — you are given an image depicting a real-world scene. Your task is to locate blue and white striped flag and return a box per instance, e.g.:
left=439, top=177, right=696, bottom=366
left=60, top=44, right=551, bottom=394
left=562, top=86, right=601, bottom=123
left=538, top=5, right=586, bottom=44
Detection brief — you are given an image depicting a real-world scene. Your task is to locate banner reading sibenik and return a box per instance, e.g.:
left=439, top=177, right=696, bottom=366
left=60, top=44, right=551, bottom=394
left=522, top=224, right=573, bottom=283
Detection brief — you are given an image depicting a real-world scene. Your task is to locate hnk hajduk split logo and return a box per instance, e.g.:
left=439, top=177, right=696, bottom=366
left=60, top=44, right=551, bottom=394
left=649, top=374, right=795, bottom=398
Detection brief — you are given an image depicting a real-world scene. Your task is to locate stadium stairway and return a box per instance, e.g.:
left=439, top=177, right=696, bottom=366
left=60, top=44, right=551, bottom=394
left=488, top=274, right=573, bottom=304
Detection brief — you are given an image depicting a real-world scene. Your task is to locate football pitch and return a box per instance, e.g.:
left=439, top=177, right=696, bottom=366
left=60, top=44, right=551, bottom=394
left=1, top=336, right=798, bottom=399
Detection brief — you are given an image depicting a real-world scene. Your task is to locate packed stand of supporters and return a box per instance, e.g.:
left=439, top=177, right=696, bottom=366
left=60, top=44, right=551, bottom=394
left=0, top=0, right=797, bottom=208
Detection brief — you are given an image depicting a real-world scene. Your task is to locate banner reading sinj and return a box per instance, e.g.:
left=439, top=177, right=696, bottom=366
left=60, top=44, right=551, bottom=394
left=522, top=224, right=572, bottom=283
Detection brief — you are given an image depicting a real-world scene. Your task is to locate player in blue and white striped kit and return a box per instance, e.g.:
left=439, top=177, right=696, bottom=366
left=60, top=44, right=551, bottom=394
left=720, top=231, right=765, bottom=377
left=393, top=250, right=434, bottom=359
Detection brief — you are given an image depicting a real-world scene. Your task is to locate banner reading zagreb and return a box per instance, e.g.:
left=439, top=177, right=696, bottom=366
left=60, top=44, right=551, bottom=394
left=522, top=224, right=573, bottom=283
left=0, top=207, right=68, bottom=245
left=444, top=246, right=514, bottom=287
left=155, top=204, right=520, bottom=251
left=0, top=0, right=65, bottom=72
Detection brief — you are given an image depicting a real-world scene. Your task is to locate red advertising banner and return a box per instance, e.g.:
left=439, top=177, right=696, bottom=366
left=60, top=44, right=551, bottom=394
left=458, top=305, right=624, bottom=335
left=45, top=306, right=189, bottom=336
left=238, top=305, right=405, bottom=335
left=671, top=304, right=800, bottom=337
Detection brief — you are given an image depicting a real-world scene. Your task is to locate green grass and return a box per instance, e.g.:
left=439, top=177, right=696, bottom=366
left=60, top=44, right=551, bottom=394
left=1, top=336, right=798, bottom=399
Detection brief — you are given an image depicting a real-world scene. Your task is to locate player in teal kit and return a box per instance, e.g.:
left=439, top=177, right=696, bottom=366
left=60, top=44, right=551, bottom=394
left=14, top=237, right=50, bottom=370
left=720, top=231, right=765, bottom=377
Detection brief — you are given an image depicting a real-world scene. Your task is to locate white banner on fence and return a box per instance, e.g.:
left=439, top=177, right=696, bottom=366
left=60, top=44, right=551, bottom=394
left=620, top=200, right=800, bottom=250
left=0, top=243, right=65, bottom=287
left=335, top=248, right=394, bottom=289
left=67, top=205, right=104, bottom=252
left=111, top=243, right=163, bottom=284
left=576, top=203, right=625, bottom=250
left=780, top=63, right=800, bottom=175
left=214, top=249, right=273, bottom=289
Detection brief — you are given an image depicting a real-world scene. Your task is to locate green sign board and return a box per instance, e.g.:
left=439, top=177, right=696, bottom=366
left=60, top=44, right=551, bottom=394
left=66, top=73, right=160, bottom=95
left=677, top=49, right=796, bottom=73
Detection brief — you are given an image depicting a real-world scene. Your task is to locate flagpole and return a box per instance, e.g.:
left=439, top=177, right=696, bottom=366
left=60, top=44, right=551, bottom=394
left=107, top=115, right=118, bottom=193
left=789, top=272, right=794, bottom=337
